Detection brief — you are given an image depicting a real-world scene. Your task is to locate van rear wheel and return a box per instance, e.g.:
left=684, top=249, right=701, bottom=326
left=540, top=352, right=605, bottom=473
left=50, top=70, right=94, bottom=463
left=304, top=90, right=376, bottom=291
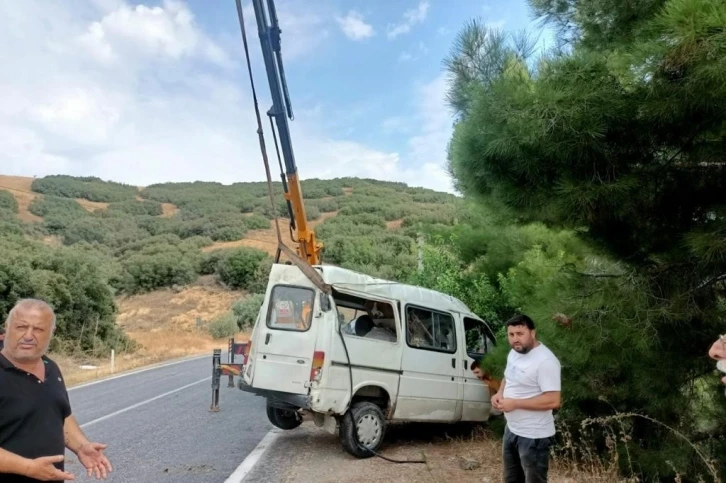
left=266, top=400, right=302, bottom=430
left=340, top=401, right=386, bottom=458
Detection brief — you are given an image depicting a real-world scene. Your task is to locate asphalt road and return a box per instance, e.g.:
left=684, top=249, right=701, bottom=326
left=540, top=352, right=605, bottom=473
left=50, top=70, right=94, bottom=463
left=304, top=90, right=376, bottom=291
left=63, top=354, right=273, bottom=483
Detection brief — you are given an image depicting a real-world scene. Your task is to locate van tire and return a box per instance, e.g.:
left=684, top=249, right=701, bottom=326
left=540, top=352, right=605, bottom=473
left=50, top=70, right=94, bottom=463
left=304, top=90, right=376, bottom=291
left=340, top=402, right=386, bottom=458
left=266, top=401, right=302, bottom=430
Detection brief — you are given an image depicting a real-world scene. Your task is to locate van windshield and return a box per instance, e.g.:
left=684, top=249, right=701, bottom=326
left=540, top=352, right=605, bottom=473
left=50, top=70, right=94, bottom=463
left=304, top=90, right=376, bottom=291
left=266, top=285, right=315, bottom=331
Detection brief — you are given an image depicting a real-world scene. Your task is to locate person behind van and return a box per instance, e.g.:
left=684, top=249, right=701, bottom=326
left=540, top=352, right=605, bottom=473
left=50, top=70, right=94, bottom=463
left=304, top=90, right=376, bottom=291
left=0, top=326, right=5, bottom=350
left=491, top=314, right=561, bottom=483
left=709, top=334, right=726, bottom=386
left=471, top=359, right=501, bottom=394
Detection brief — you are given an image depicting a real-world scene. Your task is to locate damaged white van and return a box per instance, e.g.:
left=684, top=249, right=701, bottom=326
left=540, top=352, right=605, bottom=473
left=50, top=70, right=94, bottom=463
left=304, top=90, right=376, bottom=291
left=238, top=263, right=497, bottom=458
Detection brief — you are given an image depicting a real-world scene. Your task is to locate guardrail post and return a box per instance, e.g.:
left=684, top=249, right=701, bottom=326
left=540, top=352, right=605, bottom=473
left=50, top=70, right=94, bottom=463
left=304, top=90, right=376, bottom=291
left=210, top=349, right=221, bottom=412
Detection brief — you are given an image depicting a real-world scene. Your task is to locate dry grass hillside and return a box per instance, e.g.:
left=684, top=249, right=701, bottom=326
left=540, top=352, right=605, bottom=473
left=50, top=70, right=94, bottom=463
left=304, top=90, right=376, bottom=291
left=0, top=175, right=112, bottom=216
left=58, top=276, right=250, bottom=386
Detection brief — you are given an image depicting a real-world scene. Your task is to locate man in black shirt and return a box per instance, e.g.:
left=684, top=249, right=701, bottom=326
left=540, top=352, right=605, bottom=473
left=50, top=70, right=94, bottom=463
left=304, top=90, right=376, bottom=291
left=0, top=299, right=113, bottom=482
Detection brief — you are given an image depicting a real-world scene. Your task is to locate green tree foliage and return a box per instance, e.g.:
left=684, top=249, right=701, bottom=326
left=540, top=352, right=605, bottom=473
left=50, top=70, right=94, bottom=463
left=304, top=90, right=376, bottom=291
left=207, top=313, right=238, bottom=338
left=444, top=2, right=726, bottom=479
left=31, top=175, right=137, bottom=202
left=0, top=190, right=18, bottom=213
left=0, top=232, right=132, bottom=355
left=107, top=200, right=163, bottom=216
left=231, top=294, right=265, bottom=330
left=215, top=247, right=270, bottom=290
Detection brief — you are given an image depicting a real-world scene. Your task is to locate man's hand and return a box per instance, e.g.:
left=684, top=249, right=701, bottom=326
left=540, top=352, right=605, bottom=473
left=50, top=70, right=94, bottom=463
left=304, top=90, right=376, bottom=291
left=498, top=398, right=519, bottom=412
left=23, top=455, right=75, bottom=481
left=76, top=442, right=112, bottom=480
left=491, top=392, right=503, bottom=410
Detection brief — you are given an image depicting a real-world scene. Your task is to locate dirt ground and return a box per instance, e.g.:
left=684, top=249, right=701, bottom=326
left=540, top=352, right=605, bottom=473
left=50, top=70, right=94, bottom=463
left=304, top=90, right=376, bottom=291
left=252, top=421, right=618, bottom=483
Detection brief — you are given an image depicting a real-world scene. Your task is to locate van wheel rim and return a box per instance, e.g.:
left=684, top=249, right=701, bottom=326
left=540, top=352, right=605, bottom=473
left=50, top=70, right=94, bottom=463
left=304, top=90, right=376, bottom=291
left=356, top=414, right=381, bottom=447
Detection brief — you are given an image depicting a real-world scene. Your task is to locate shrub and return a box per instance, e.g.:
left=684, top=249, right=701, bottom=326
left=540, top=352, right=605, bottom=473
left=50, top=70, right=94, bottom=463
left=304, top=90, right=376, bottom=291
left=231, top=294, right=264, bottom=330
left=31, top=175, right=137, bottom=202
left=316, top=199, right=338, bottom=213
left=243, top=214, right=270, bottom=230
left=0, top=190, right=18, bottom=213
left=107, top=200, right=163, bottom=216
left=248, top=257, right=273, bottom=293
left=215, top=248, right=270, bottom=290
left=306, top=206, right=321, bottom=221
left=207, top=313, right=238, bottom=338
left=122, top=250, right=198, bottom=293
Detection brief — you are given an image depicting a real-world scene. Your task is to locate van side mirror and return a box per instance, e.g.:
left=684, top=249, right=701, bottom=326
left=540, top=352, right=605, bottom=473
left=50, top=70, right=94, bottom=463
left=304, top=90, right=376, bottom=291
left=320, top=293, right=332, bottom=312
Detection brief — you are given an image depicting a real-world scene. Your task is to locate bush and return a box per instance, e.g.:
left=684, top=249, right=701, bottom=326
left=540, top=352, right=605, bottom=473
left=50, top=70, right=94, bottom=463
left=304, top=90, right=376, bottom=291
left=244, top=214, right=270, bottom=230
left=248, top=257, right=273, bottom=293
left=215, top=248, right=270, bottom=290
left=231, top=294, right=264, bottom=330
left=0, top=190, right=18, bottom=213
left=207, top=313, right=238, bottom=338
left=122, top=250, right=198, bottom=293
left=107, top=200, right=163, bottom=216
left=31, top=175, right=137, bottom=202
left=315, top=199, right=338, bottom=213
left=306, top=206, right=321, bottom=221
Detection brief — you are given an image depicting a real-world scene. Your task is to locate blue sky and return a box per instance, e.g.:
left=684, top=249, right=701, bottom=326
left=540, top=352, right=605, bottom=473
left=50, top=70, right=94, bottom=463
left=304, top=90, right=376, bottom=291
left=0, top=0, right=551, bottom=193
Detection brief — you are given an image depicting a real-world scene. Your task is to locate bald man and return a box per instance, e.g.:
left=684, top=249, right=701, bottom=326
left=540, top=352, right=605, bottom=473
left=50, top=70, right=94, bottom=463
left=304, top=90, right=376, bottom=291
left=0, top=299, right=113, bottom=482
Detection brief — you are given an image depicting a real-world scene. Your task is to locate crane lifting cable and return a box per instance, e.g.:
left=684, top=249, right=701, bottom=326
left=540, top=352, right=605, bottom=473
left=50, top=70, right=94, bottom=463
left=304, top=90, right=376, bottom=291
left=233, top=0, right=425, bottom=465
left=233, top=0, right=329, bottom=294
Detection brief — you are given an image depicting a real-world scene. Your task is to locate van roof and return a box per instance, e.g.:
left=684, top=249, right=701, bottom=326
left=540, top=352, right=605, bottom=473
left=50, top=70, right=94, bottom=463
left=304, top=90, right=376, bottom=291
left=314, top=264, right=475, bottom=316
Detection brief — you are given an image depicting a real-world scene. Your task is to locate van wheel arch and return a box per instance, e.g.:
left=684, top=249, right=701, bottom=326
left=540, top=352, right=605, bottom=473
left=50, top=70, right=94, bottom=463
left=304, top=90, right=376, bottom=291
left=350, top=385, right=391, bottom=416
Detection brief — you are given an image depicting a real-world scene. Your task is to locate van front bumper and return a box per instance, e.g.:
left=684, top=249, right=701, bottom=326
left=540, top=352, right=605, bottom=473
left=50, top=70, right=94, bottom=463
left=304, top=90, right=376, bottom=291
left=238, top=378, right=311, bottom=410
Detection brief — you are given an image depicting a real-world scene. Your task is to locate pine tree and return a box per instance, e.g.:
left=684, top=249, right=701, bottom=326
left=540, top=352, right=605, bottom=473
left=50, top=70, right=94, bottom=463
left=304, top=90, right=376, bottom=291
left=445, top=0, right=726, bottom=479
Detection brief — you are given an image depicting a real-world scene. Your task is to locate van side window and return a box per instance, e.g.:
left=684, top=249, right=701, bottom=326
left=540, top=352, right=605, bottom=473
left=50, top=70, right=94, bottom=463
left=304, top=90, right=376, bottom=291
left=406, top=306, right=456, bottom=353
left=334, top=292, right=397, bottom=343
left=267, top=285, right=315, bottom=331
left=463, top=317, right=494, bottom=357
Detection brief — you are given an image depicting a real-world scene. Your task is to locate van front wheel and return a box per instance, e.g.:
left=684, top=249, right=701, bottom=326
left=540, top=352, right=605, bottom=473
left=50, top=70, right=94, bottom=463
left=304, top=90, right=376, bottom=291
left=340, top=402, right=386, bottom=458
left=266, top=401, right=302, bottom=430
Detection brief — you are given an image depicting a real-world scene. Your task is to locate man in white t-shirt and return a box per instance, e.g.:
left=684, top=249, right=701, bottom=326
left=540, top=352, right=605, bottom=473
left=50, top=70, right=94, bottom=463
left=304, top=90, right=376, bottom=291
left=491, top=314, right=561, bottom=483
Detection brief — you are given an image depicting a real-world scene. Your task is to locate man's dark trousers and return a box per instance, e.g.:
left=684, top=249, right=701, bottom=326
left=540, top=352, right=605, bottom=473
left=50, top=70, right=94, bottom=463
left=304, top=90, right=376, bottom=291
left=502, top=425, right=554, bottom=483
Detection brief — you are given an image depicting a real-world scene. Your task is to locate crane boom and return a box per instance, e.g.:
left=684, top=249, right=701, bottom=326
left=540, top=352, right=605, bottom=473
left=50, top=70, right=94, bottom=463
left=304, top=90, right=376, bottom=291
left=247, top=0, right=323, bottom=266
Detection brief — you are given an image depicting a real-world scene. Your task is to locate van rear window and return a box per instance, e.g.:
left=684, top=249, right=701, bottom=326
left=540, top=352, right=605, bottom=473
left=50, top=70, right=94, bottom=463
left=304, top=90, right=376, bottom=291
left=266, top=285, right=315, bottom=331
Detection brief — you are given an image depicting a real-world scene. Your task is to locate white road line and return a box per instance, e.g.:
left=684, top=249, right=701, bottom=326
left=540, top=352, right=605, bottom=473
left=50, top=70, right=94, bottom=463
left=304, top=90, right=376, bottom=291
left=224, top=430, right=281, bottom=483
left=68, top=354, right=209, bottom=391
left=79, top=377, right=210, bottom=429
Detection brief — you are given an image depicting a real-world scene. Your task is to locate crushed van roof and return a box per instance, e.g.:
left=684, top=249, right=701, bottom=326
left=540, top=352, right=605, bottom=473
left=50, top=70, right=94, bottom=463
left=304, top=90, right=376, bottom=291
left=314, top=265, right=474, bottom=316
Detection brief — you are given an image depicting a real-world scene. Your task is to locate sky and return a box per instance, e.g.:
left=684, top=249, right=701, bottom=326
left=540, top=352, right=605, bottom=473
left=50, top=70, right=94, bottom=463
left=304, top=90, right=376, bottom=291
left=0, top=0, right=551, bottom=194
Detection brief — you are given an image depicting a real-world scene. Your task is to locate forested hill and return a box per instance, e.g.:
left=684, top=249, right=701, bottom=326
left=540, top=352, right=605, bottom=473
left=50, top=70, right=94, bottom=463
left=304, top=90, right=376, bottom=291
left=0, top=173, right=462, bottom=349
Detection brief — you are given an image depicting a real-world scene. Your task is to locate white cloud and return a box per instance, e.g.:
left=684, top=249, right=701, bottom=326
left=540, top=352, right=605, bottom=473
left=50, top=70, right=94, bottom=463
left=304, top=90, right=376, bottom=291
left=77, top=0, right=229, bottom=66
left=387, top=1, right=430, bottom=40
left=0, top=0, right=455, bottom=195
left=404, top=73, right=456, bottom=193
left=336, top=11, right=374, bottom=40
